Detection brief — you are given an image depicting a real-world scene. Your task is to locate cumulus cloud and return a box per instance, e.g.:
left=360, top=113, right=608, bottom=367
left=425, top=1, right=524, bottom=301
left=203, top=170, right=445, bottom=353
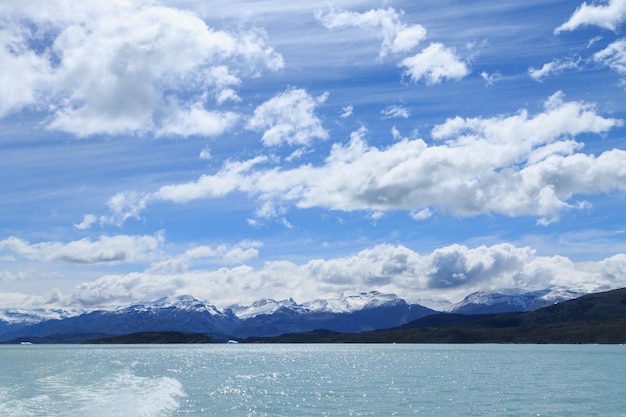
left=316, top=7, right=468, bottom=85
left=43, top=242, right=626, bottom=309
left=400, top=43, right=469, bottom=85
left=157, top=101, right=239, bottom=138
left=153, top=156, right=269, bottom=204
left=0, top=1, right=283, bottom=137
left=555, top=0, right=626, bottom=33
left=74, top=214, right=97, bottom=230
left=148, top=240, right=262, bottom=273
left=101, top=92, right=623, bottom=225
left=247, top=88, right=329, bottom=146
left=0, top=233, right=163, bottom=264
left=0, top=25, right=50, bottom=116
left=103, top=191, right=151, bottom=227
left=315, top=7, right=426, bottom=57
left=594, top=39, right=626, bottom=75
left=529, top=58, right=580, bottom=81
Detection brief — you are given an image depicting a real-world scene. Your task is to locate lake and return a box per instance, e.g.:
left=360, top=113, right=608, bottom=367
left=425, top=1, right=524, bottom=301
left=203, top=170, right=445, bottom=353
left=1, top=344, right=624, bottom=416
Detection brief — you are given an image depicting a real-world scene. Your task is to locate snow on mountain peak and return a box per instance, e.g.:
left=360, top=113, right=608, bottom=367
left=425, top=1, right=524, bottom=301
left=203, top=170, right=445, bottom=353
left=228, top=298, right=298, bottom=320
left=449, top=287, right=583, bottom=314
left=228, top=291, right=404, bottom=319
left=121, top=295, right=226, bottom=316
left=0, top=308, right=81, bottom=325
left=302, top=291, right=403, bottom=314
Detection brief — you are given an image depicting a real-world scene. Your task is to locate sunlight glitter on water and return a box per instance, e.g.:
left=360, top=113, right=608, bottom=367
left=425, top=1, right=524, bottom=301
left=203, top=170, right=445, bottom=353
left=1, top=344, right=626, bottom=416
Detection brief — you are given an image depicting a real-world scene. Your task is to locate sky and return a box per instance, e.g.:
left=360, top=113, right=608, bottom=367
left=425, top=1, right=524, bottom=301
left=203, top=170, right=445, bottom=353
left=1, top=0, right=626, bottom=311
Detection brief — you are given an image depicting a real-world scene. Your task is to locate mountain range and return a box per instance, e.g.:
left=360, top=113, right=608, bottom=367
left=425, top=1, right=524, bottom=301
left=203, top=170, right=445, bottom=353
left=0, top=288, right=587, bottom=343
left=256, top=287, right=626, bottom=344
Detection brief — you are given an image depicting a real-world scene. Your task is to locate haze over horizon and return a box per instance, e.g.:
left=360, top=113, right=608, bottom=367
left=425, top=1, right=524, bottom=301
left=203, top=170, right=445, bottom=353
left=2, top=0, right=626, bottom=311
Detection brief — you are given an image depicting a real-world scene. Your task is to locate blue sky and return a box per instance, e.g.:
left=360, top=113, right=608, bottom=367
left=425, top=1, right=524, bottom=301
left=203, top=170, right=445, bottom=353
left=1, top=0, right=626, bottom=310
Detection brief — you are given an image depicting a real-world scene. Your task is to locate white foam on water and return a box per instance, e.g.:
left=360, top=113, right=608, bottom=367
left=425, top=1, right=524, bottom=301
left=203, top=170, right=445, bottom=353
left=75, top=370, right=186, bottom=417
left=0, top=394, right=52, bottom=417
left=0, top=370, right=185, bottom=417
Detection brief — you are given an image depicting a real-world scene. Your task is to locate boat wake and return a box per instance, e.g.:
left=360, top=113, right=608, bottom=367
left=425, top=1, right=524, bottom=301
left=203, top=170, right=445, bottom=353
left=0, top=369, right=185, bottom=417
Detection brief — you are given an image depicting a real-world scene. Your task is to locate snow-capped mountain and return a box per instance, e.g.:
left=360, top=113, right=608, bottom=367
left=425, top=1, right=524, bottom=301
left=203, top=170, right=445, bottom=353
left=228, top=298, right=300, bottom=320
left=121, top=295, right=227, bottom=317
left=228, top=291, right=406, bottom=319
left=0, top=308, right=80, bottom=325
left=0, top=292, right=435, bottom=342
left=228, top=291, right=434, bottom=337
left=448, top=288, right=583, bottom=315
left=301, top=291, right=404, bottom=314
left=0, top=289, right=591, bottom=343
left=0, top=308, right=82, bottom=338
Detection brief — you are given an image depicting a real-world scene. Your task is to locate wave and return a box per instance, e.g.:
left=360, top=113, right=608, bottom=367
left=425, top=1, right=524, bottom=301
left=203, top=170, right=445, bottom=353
left=0, top=370, right=185, bottom=417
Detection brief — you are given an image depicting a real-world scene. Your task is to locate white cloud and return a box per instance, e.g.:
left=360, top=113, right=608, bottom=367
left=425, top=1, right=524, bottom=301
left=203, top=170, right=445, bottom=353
left=392, top=25, right=428, bottom=55
left=157, top=101, right=239, bottom=138
left=594, top=38, right=626, bottom=74
left=103, top=191, right=151, bottom=226
left=410, top=208, right=432, bottom=220
left=74, top=214, right=97, bottom=230
left=381, top=105, right=410, bottom=119
left=316, top=7, right=426, bottom=57
left=391, top=126, right=402, bottom=140
left=42, top=242, right=626, bottom=309
left=0, top=24, right=50, bottom=116
left=529, top=58, right=580, bottom=81
left=0, top=1, right=283, bottom=137
left=148, top=240, right=262, bottom=273
left=205, top=65, right=242, bottom=104
left=0, top=270, right=36, bottom=283
left=101, top=93, right=623, bottom=225
left=400, top=43, right=469, bottom=85
left=587, top=35, right=604, bottom=48
left=285, top=147, right=310, bottom=163
left=555, top=0, right=626, bottom=33
left=153, top=156, right=268, bottom=204
left=247, top=88, right=329, bottom=146
left=481, top=71, right=504, bottom=87
left=0, top=233, right=163, bottom=264
left=340, top=105, right=354, bottom=119
left=199, top=147, right=212, bottom=161
left=100, top=93, right=626, bottom=224
left=316, top=7, right=468, bottom=87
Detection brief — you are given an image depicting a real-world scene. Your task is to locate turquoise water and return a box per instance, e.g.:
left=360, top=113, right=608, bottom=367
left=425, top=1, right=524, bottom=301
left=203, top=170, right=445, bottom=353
left=0, top=344, right=624, bottom=416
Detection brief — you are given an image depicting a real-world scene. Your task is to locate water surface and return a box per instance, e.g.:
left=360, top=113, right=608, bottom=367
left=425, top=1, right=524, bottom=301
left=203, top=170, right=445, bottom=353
left=1, top=344, right=624, bottom=416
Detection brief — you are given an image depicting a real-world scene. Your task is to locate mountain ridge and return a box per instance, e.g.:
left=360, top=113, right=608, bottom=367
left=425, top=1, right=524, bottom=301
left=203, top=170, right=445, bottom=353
left=0, top=291, right=435, bottom=342
left=250, top=287, right=626, bottom=344
left=0, top=287, right=598, bottom=343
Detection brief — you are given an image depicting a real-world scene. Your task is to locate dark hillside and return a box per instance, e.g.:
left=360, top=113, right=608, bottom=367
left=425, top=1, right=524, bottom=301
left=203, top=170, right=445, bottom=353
left=249, top=287, right=626, bottom=344
left=84, top=331, right=212, bottom=344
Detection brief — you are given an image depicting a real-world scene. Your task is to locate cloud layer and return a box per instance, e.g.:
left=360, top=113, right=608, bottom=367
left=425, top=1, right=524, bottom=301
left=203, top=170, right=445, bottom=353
left=400, top=43, right=469, bottom=85
left=0, top=234, right=163, bottom=264
left=555, top=0, right=626, bottom=33
left=103, top=92, right=623, bottom=225
left=315, top=7, right=426, bottom=57
left=4, top=241, right=625, bottom=310
left=0, top=1, right=282, bottom=137
left=316, top=7, right=469, bottom=84
left=247, top=88, right=329, bottom=147
left=1, top=1, right=626, bottom=315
